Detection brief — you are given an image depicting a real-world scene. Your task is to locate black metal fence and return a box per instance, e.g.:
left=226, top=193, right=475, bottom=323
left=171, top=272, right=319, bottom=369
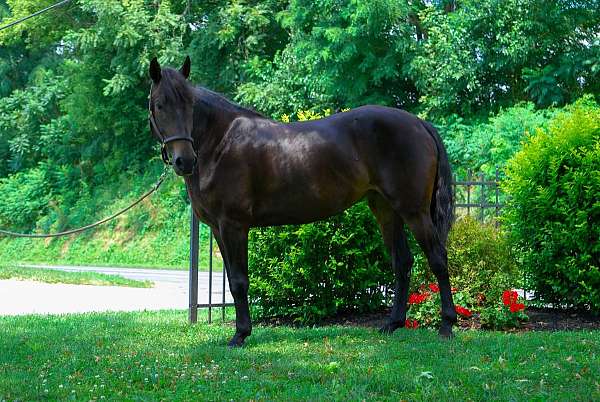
left=188, top=214, right=233, bottom=324
left=453, top=167, right=503, bottom=224
left=188, top=168, right=504, bottom=323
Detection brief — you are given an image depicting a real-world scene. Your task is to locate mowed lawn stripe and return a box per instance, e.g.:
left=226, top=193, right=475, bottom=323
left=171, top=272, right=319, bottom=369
left=0, top=265, right=153, bottom=288
left=0, top=310, right=597, bottom=400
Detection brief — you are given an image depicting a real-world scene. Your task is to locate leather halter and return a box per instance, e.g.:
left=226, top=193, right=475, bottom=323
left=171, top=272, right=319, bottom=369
left=148, top=84, right=196, bottom=165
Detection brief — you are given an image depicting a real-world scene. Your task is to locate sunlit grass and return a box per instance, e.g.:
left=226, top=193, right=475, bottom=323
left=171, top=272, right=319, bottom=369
left=0, top=265, right=152, bottom=288
left=0, top=310, right=598, bottom=400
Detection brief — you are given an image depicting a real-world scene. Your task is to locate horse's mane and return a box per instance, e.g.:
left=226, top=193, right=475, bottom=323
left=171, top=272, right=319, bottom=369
left=195, top=86, right=265, bottom=119
left=159, top=68, right=265, bottom=120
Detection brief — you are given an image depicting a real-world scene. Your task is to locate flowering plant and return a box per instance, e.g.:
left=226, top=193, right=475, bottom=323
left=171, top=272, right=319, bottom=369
left=479, top=289, right=528, bottom=329
left=405, top=283, right=473, bottom=329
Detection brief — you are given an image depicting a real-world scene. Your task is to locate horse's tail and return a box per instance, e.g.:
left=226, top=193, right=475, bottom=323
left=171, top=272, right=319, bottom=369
left=422, top=121, right=454, bottom=246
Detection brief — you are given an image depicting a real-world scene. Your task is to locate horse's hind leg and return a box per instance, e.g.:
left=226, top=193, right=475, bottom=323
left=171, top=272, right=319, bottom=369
left=367, top=192, right=414, bottom=333
left=404, top=212, right=457, bottom=337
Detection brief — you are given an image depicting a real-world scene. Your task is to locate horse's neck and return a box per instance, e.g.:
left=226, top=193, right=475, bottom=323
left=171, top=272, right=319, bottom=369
left=192, top=88, right=248, bottom=159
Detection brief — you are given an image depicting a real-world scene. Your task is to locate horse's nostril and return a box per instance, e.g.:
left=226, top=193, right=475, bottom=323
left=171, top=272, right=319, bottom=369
left=175, top=157, right=184, bottom=168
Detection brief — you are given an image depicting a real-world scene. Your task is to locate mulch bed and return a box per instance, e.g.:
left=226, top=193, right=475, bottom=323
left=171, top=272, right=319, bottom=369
left=259, top=307, right=600, bottom=332
left=520, top=307, right=600, bottom=331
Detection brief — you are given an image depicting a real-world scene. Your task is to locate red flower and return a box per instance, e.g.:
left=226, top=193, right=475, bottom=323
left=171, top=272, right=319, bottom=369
left=509, top=303, right=525, bottom=313
left=455, top=305, right=473, bottom=317
left=502, top=290, right=519, bottom=306
left=428, top=283, right=440, bottom=293
left=408, top=293, right=428, bottom=304
left=451, top=287, right=459, bottom=293
left=405, top=319, right=419, bottom=329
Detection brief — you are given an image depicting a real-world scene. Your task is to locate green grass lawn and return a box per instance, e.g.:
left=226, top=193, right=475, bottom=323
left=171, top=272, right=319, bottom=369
left=0, top=266, right=153, bottom=288
left=0, top=310, right=598, bottom=400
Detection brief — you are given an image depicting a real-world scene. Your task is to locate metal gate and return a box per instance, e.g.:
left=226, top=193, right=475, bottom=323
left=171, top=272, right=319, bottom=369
left=188, top=212, right=234, bottom=324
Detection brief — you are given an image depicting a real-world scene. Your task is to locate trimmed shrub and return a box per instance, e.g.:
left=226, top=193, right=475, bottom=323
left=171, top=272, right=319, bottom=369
left=502, top=96, right=600, bottom=310
left=410, top=216, right=520, bottom=306
left=248, top=202, right=391, bottom=324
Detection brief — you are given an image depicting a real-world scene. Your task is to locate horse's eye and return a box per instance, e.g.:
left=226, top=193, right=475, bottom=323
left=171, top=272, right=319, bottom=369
left=156, top=103, right=163, bottom=110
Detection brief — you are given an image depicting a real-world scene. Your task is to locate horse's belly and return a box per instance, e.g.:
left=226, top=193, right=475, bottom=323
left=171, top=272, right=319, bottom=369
left=250, top=173, right=369, bottom=226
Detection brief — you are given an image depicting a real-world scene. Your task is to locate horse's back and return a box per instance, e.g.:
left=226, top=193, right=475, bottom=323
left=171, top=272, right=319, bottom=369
left=215, top=105, right=438, bottom=225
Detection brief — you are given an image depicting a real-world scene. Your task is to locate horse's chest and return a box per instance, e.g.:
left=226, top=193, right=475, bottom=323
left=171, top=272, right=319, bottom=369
left=185, top=171, right=252, bottom=225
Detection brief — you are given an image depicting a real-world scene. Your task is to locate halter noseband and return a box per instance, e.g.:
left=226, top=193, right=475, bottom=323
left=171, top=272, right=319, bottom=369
left=148, top=85, right=196, bottom=165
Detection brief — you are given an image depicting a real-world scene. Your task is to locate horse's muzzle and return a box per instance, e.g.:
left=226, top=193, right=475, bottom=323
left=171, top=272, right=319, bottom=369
left=173, top=155, right=197, bottom=176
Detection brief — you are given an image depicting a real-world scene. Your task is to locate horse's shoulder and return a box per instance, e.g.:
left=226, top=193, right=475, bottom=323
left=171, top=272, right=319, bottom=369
left=227, top=116, right=255, bottom=133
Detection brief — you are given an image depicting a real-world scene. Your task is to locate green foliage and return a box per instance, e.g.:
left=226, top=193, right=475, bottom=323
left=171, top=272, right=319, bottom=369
left=186, top=0, right=288, bottom=96
left=438, top=102, right=554, bottom=177
left=248, top=202, right=391, bottom=324
left=238, top=0, right=418, bottom=116
left=0, top=167, right=53, bottom=230
left=503, top=97, right=600, bottom=310
left=0, top=70, right=65, bottom=174
left=407, top=217, right=524, bottom=329
left=410, top=0, right=600, bottom=117
left=0, top=170, right=222, bottom=270
left=411, top=216, right=521, bottom=306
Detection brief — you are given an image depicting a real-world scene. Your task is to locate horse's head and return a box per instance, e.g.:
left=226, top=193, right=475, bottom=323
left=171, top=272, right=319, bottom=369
left=148, top=56, right=197, bottom=176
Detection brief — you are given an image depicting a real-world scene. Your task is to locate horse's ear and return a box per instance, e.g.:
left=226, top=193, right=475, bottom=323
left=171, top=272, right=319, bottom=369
left=149, top=57, right=161, bottom=83
left=180, top=55, right=191, bottom=79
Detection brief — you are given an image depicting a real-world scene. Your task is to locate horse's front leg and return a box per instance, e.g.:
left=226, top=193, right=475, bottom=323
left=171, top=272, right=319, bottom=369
left=217, top=221, right=251, bottom=347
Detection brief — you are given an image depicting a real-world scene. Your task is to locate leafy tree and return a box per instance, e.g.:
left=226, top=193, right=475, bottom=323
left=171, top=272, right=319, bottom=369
left=238, top=0, right=420, bottom=117
left=410, top=0, right=600, bottom=117
left=186, top=0, right=288, bottom=97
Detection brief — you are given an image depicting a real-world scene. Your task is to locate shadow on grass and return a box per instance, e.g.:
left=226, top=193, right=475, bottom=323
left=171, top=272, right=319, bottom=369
left=1, top=310, right=599, bottom=401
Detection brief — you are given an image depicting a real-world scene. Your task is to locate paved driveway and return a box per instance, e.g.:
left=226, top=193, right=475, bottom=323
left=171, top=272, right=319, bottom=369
left=0, top=265, right=233, bottom=316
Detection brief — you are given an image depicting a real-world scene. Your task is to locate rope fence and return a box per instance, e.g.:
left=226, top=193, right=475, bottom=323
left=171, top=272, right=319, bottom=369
left=0, top=0, right=72, bottom=32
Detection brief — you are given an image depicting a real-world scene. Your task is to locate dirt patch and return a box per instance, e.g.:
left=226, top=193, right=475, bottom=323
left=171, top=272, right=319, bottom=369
left=257, top=307, right=600, bottom=331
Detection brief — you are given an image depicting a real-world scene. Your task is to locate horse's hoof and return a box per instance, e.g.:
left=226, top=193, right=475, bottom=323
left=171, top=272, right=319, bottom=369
left=438, top=325, right=454, bottom=339
left=227, top=335, right=246, bottom=348
left=379, top=322, right=401, bottom=334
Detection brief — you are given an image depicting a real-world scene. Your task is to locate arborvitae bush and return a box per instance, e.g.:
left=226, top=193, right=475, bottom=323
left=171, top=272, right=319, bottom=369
left=502, top=96, right=600, bottom=310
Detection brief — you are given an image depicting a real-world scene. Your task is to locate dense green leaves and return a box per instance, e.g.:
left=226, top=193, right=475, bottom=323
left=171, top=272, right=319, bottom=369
left=502, top=97, right=600, bottom=310
left=438, top=102, right=555, bottom=176
left=410, top=0, right=600, bottom=117
left=238, top=0, right=418, bottom=116
left=248, top=202, right=391, bottom=324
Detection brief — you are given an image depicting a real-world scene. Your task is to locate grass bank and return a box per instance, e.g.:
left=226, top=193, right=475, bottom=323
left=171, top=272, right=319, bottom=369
left=0, top=176, right=223, bottom=270
left=0, top=310, right=598, bottom=400
left=0, top=265, right=152, bottom=288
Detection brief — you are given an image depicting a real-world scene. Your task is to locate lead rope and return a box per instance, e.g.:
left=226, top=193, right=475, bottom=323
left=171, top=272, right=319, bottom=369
left=0, top=167, right=169, bottom=238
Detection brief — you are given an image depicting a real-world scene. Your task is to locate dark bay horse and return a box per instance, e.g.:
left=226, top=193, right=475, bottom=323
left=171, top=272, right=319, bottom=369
left=148, top=57, right=456, bottom=347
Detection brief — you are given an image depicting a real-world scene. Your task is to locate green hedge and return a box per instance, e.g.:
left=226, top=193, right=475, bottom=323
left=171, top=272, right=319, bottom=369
left=502, top=96, right=600, bottom=310
left=248, top=202, right=391, bottom=324
left=410, top=216, right=520, bottom=306
left=248, top=204, right=520, bottom=323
